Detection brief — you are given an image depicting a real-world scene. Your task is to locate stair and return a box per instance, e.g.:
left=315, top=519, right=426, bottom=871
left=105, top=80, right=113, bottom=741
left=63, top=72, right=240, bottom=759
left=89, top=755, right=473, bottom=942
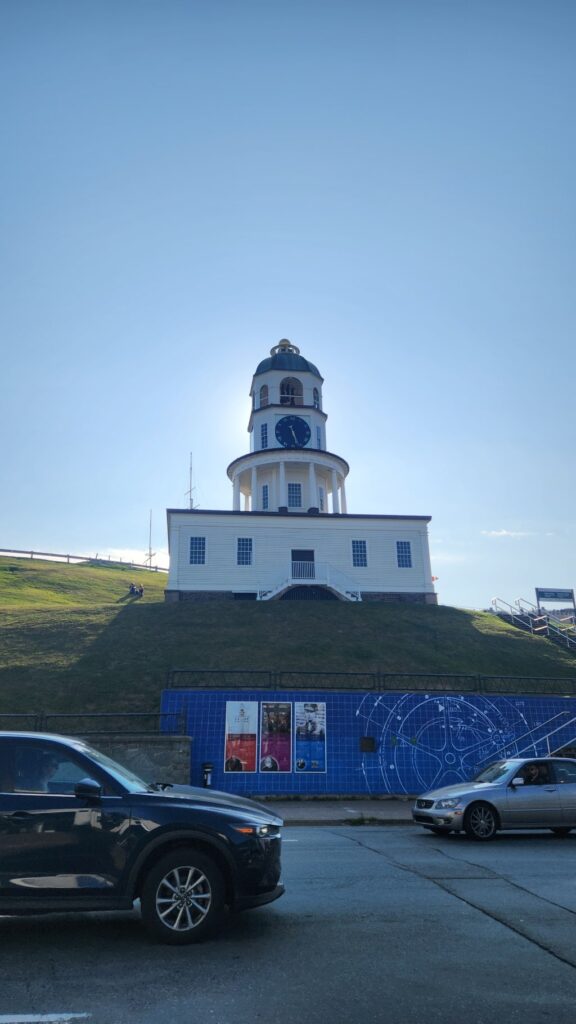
left=492, top=598, right=576, bottom=653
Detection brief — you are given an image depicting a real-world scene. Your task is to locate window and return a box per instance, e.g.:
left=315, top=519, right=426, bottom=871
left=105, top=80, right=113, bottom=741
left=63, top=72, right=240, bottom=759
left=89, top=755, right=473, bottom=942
left=396, top=541, right=412, bottom=568
left=237, top=537, right=253, bottom=565
left=319, top=487, right=325, bottom=512
left=352, top=540, right=368, bottom=567
left=316, top=426, right=322, bottom=449
left=280, top=377, right=303, bottom=406
left=262, top=484, right=269, bottom=510
left=260, top=423, right=268, bottom=449
left=287, top=483, right=302, bottom=508
left=313, top=387, right=320, bottom=409
left=189, top=536, right=206, bottom=564
left=259, top=384, right=269, bottom=408
left=13, top=743, right=93, bottom=795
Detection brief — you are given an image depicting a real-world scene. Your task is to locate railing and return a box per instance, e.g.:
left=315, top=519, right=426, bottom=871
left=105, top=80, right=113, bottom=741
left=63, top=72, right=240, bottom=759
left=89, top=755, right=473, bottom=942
left=0, top=547, right=168, bottom=572
left=493, top=597, right=576, bottom=652
left=258, top=561, right=362, bottom=601
left=0, top=711, right=187, bottom=735
left=167, top=668, right=576, bottom=695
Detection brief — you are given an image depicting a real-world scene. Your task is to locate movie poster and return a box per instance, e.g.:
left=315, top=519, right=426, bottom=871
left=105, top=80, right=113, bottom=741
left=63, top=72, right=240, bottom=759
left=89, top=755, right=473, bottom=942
left=224, top=701, right=258, bottom=772
left=294, top=702, right=327, bottom=772
left=259, top=702, right=292, bottom=772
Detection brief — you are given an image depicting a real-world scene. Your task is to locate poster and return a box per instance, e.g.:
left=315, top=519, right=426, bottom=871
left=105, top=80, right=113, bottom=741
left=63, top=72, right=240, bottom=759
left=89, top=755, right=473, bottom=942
left=224, top=701, right=258, bottom=772
left=260, top=702, right=292, bottom=772
left=294, top=702, right=327, bottom=772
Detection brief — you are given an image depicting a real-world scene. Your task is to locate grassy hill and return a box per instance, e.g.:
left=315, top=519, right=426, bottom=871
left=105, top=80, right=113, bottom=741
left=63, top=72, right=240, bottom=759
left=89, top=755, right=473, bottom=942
left=0, top=557, right=575, bottom=717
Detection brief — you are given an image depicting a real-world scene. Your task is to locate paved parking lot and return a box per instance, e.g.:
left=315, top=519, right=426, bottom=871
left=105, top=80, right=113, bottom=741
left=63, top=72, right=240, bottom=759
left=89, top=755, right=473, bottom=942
left=2, top=826, right=576, bottom=1024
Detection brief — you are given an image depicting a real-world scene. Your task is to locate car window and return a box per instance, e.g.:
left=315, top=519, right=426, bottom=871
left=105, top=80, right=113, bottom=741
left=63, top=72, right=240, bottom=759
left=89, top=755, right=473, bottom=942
left=553, top=761, right=576, bottom=784
left=13, top=742, right=96, bottom=795
left=473, top=761, right=517, bottom=783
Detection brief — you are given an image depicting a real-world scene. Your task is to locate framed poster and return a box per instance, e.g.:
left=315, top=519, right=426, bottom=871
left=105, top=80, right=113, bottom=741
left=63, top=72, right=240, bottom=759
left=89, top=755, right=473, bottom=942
left=294, top=702, right=327, bottom=772
left=260, top=702, right=292, bottom=772
left=224, top=701, right=258, bottom=772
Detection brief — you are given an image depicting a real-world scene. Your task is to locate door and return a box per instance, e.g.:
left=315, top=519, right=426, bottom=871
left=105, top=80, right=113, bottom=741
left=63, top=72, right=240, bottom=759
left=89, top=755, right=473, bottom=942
left=553, top=759, right=576, bottom=825
left=292, top=549, right=315, bottom=579
left=504, top=761, right=563, bottom=827
left=0, top=738, right=129, bottom=901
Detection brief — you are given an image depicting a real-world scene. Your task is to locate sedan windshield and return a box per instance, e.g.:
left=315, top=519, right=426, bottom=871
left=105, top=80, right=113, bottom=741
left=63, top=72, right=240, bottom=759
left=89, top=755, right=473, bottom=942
left=473, top=761, right=517, bottom=783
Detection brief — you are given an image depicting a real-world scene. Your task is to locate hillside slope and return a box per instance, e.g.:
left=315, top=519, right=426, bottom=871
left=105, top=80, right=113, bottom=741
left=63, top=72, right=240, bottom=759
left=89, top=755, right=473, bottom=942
left=0, top=557, right=574, bottom=715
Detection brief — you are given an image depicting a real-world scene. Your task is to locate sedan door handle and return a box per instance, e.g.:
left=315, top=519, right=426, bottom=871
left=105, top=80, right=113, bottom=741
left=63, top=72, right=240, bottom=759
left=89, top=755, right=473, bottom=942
left=544, top=787, right=558, bottom=792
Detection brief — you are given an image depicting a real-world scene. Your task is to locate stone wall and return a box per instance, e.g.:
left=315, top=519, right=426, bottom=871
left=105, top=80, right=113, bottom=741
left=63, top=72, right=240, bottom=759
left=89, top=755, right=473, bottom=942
left=81, top=734, right=192, bottom=784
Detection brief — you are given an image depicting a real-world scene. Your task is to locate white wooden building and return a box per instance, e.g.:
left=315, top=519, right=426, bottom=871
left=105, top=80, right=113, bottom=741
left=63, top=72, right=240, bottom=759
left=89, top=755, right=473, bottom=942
left=166, top=339, right=436, bottom=603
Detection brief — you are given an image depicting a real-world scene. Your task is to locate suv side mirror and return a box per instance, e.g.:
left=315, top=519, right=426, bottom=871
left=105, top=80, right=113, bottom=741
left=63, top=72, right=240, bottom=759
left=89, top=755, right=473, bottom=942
left=75, top=777, right=102, bottom=801
left=511, top=776, right=525, bottom=787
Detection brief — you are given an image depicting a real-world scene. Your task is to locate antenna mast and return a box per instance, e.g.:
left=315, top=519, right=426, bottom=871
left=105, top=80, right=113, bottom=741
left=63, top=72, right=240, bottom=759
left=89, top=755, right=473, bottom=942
left=144, top=509, right=156, bottom=569
left=185, top=452, right=198, bottom=509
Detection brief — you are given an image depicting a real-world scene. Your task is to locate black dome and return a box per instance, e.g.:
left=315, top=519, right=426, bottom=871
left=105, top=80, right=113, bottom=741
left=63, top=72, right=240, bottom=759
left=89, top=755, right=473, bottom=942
left=253, top=340, right=323, bottom=380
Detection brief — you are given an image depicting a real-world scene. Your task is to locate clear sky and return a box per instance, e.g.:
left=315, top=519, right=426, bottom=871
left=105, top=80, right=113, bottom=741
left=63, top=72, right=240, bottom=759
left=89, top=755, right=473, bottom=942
left=1, top=0, right=575, bottom=610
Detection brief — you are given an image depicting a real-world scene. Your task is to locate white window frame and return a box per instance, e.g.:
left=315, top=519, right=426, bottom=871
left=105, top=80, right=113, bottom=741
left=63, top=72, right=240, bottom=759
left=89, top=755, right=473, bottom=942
left=189, top=536, right=206, bottom=565
left=352, top=539, right=368, bottom=567
left=237, top=537, right=253, bottom=566
left=396, top=541, right=412, bottom=568
left=260, top=423, right=268, bottom=449
left=262, top=484, right=269, bottom=510
left=287, top=482, right=302, bottom=508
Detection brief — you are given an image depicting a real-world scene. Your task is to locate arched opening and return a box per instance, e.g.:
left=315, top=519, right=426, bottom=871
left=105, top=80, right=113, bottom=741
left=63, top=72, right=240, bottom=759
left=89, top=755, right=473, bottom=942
left=313, top=387, right=320, bottom=410
left=280, top=377, right=303, bottom=407
left=259, top=384, right=269, bottom=408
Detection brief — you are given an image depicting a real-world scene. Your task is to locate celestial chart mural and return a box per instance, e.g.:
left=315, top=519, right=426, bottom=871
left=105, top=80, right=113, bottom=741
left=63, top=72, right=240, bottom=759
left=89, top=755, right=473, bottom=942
left=356, top=692, right=576, bottom=795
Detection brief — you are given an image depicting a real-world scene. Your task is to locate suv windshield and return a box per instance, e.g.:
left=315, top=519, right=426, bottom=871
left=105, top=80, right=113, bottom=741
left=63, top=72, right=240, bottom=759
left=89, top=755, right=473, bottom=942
left=473, top=761, right=517, bottom=783
left=75, top=741, right=151, bottom=792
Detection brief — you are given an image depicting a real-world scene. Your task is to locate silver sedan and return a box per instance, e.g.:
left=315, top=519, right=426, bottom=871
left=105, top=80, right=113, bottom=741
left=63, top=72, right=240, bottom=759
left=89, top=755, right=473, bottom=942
left=412, top=757, right=576, bottom=840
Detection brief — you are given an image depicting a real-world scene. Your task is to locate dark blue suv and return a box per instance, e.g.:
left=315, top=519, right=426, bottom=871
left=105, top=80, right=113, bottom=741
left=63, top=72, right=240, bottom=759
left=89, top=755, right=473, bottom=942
left=0, top=732, right=284, bottom=943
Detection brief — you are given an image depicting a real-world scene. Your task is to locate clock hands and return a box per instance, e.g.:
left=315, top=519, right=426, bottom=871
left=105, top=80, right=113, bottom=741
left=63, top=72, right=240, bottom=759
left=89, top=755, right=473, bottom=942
left=289, top=426, right=298, bottom=444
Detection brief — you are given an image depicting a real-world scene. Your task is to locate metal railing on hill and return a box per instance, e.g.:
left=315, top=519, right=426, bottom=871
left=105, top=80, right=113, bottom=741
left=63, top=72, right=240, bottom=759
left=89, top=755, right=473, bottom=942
left=0, top=547, right=168, bottom=573
left=166, top=668, right=576, bottom=696
left=0, top=711, right=186, bottom=735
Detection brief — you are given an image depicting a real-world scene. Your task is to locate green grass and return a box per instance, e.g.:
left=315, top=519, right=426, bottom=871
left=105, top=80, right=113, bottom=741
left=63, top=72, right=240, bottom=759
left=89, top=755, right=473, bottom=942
left=0, top=557, right=574, bottom=715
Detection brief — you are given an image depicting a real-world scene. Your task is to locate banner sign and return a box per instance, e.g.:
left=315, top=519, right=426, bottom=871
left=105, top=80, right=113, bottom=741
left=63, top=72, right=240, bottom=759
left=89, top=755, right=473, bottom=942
left=224, top=701, right=258, bottom=772
left=294, top=702, right=327, bottom=773
left=260, top=702, right=292, bottom=772
left=536, top=589, right=575, bottom=603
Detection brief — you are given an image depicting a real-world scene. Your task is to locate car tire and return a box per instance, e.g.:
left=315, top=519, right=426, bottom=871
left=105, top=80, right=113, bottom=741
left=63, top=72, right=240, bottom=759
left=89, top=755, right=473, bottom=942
left=550, top=827, right=573, bottom=837
left=464, top=802, right=498, bottom=841
left=141, top=848, right=225, bottom=944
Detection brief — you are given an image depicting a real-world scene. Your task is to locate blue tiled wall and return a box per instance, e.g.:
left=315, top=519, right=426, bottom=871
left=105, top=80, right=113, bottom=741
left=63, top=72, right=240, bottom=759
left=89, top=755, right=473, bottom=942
left=161, top=688, right=576, bottom=795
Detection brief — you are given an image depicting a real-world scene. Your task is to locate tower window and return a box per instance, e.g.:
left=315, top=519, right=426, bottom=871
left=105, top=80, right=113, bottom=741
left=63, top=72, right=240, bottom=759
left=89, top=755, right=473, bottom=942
left=313, top=387, right=320, bottom=409
left=189, top=537, right=206, bottom=565
left=260, top=423, right=268, bottom=449
left=316, top=426, right=322, bottom=450
left=396, top=541, right=412, bottom=568
left=262, top=484, right=269, bottom=510
left=288, top=483, right=302, bottom=508
left=237, top=537, right=253, bottom=565
left=352, top=540, right=368, bottom=567
left=319, top=487, right=325, bottom=512
left=259, top=385, right=269, bottom=408
left=280, top=377, right=303, bottom=406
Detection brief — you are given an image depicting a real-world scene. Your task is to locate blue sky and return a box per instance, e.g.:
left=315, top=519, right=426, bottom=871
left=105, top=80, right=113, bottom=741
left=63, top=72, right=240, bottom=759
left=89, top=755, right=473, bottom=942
left=1, top=0, right=575, bottom=610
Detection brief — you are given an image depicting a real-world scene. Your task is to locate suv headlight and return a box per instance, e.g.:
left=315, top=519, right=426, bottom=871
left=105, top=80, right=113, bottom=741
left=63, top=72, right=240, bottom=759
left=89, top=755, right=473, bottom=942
left=435, top=798, right=463, bottom=810
left=232, top=824, right=280, bottom=837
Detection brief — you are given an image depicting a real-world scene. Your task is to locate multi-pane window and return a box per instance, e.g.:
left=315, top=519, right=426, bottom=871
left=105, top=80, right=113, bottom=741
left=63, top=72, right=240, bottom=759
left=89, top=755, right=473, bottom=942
left=318, top=487, right=325, bottom=512
left=316, top=426, right=322, bottom=449
left=396, top=541, right=412, bottom=568
left=352, top=540, right=368, bottom=567
left=237, top=538, right=253, bottom=565
left=189, top=537, right=206, bottom=564
left=287, top=482, right=302, bottom=508
left=260, top=423, right=268, bottom=449
left=262, top=484, right=269, bottom=510
left=259, top=385, right=269, bottom=408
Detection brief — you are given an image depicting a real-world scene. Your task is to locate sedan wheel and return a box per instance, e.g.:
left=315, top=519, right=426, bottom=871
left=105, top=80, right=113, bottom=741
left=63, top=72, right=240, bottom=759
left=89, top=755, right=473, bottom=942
left=141, top=849, right=225, bottom=944
left=464, top=802, right=498, bottom=841
left=550, top=827, right=573, bottom=837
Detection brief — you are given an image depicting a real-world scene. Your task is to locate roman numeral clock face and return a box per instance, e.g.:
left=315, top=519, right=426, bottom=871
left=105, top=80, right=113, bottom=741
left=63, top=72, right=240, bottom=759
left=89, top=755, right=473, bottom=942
left=275, top=415, right=311, bottom=449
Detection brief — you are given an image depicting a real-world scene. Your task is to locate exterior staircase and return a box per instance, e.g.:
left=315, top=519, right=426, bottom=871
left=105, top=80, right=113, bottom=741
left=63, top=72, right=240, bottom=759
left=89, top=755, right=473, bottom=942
left=258, top=561, right=362, bottom=602
left=492, top=597, right=576, bottom=653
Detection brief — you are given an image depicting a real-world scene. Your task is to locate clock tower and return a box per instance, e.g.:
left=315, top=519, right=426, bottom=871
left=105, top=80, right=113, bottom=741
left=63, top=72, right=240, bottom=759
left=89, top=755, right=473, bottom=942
left=226, top=339, right=349, bottom=514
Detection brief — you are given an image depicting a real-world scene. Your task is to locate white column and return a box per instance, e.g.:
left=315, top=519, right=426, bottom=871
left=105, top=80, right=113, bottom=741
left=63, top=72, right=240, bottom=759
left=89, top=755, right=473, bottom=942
left=279, top=461, right=286, bottom=508
left=331, top=469, right=340, bottom=513
left=308, top=462, right=317, bottom=509
left=251, top=467, right=258, bottom=511
left=340, top=477, right=348, bottom=513
left=233, top=475, right=241, bottom=511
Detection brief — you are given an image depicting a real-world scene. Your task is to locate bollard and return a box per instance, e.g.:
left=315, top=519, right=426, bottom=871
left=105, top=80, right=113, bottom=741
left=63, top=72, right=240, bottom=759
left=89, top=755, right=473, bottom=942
left=201, top=762, right=214, bottom=788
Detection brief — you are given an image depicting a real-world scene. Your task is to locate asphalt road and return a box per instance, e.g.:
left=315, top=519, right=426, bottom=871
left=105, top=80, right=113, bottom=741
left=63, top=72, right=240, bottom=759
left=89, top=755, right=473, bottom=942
left=2, top=826, right=576, bottom=1024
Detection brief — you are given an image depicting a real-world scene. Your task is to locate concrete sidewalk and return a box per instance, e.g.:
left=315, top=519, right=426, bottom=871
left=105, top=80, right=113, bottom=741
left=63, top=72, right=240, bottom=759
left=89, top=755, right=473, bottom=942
left=260, top=797, right=415, bottom=826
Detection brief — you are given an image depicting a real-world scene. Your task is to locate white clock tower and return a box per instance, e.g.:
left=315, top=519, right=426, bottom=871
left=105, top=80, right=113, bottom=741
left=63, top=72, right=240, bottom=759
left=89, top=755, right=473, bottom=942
left=166, top=337, right=436, bottom=604
left=227, top=339, right=349, bottom=515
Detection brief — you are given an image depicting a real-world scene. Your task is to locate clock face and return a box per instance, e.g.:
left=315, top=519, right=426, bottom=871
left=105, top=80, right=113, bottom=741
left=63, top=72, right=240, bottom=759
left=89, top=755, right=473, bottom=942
left=275, top=415, right=311, bottom=449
